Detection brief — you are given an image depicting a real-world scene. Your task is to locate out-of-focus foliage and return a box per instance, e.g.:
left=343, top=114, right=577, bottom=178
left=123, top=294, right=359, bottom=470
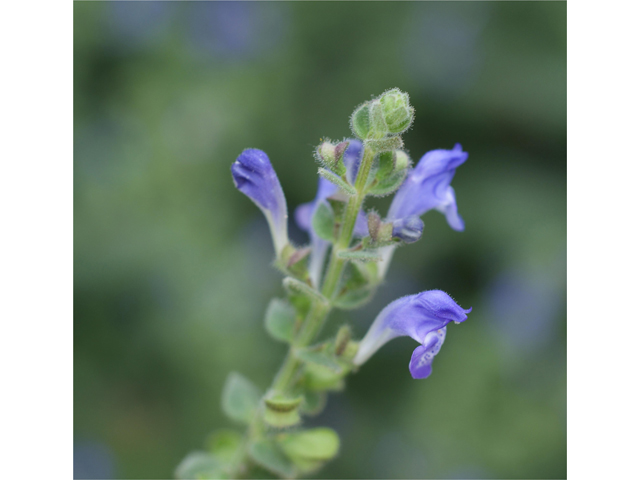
left=74, top=2, right=566, bottom=478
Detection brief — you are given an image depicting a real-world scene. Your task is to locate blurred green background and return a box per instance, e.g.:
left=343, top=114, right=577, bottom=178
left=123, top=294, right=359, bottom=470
left=74, top=2, right=566, bottom=479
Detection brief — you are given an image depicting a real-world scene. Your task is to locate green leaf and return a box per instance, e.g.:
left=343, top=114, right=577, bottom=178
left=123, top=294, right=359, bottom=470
left=206, top=429, right=243, bottom=464
left=248, top=440, right=295, bottom=479
left=221, top=372, right=261, bottom=424
left=264, top=298, right=296, bottom=343
left=283, top=277, right=328, bottom=304
left=350, top=102, right=370, bottom=139
left=317, top=168, right=357, bottom=196
left=376, top=151, right=396, bottom=180
left=311, top=201, right=335, bottom=242
left=333, top=287, right=375, bottom=310
left=368, top=169, right=407, bottom=197
left=278, top=428, right=340, bottom=461
left=296, top=349, right=344, bottom=373
left=175, top=451, right=226, bottom=480
left=300, top=390, right=327, bottom=416
left=337, top=250, right=382, bottom=263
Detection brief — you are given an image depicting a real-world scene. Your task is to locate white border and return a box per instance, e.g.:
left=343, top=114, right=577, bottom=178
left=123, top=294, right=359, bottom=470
left=568, top=0, right=640, bottom=478
left=2, top=1, right=73, bottom=479
left=2, top=1, right=640, bottom=478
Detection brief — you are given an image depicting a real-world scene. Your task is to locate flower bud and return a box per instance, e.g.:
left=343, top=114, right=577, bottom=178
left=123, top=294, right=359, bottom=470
left=316, top=140, right=348, bottom=176
left=379, top=88, right=414, bottom=134
left=368, top=100, right=388, bottom=140
left=391, top=215, right=424, bottom=243
left=367, top=211, right=393, bottom=244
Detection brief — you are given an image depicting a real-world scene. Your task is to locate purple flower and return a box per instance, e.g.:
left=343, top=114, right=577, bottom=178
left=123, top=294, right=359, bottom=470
left=391, top=215, right=424, bottom=244
left=353, top=290, right=471, bottom=379
left=232, top=149, right=289, bottom=256
left=387, top=144, right=468, bottom=231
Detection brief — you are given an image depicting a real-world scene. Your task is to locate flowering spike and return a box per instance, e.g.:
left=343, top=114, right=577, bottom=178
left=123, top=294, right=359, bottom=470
left=353, top=290, right=471, bottom=379
left=232, top=149, right=289, bottom=256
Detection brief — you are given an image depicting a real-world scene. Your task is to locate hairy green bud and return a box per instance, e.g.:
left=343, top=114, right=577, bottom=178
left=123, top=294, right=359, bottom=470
left=316, top=140, right=348, bottom=175
left=379, top=88, right=414, bottom=134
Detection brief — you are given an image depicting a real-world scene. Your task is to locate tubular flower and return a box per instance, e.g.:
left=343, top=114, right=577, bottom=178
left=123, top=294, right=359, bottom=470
left=232, top=148, right=289, bottom=256
left=353, top=290, right=471, bottom=379
left=387, top=143, right=468, bottom=231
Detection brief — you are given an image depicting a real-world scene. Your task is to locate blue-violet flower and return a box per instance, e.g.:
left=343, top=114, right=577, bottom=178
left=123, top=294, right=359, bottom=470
left=387, top=143, right=468, bottom=231
left=232, top=149, right=289, bottom=256
left=353, top=290, right=472, bottom=379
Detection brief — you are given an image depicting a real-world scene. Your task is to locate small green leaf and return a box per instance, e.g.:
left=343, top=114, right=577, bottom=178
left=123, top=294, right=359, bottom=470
left=333, top=287, right=375, bottom=310
left=264, top=298, right=296, bottom=343
left=206, top=429, right=243, bottom=464
left=300, top=390, right=327, bottom=416
left=311, top=201, right=335, bottom=242
left=278, top=427, right=340, bottom=461
left=296, top=349, right=344, bottom=373
left=283, top=277, right=328, bottom=304
left=337, top=250, right=382, bottom=263
left=221, top=372, right=261, bottom=424
left=175, top=451, right=225, bottom=480
left=350, top=102, right=370, bottom=139
left=368, top=169, right=407, bottom=197
left=376, top=151, right=396, bottom=180
left=248, top=440, right=295, bottom=479
left=317, top=168, right=357, bottom=196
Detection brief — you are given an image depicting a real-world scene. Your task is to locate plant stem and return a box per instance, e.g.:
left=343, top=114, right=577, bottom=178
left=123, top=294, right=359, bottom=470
left=239, top=144, right=376, bottom=477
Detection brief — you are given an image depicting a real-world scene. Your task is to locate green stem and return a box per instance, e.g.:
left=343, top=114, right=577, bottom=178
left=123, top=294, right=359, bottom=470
left=238, top=143, right=376, bottom=477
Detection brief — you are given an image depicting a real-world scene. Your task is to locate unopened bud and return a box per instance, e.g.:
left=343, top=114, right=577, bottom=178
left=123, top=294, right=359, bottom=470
left=391, top=215, right=424, bottom=244
left=368, top=211, right=393, bottom=244
left=379, top=88, right=414, bottom=134
left=368, top=100, right=387, bottom=140
left=317, top=140, right=348, bottom=175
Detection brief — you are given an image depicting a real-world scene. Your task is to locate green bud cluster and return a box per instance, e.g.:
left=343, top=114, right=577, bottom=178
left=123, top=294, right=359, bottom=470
left=350, top=88, right=414, bottom=141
